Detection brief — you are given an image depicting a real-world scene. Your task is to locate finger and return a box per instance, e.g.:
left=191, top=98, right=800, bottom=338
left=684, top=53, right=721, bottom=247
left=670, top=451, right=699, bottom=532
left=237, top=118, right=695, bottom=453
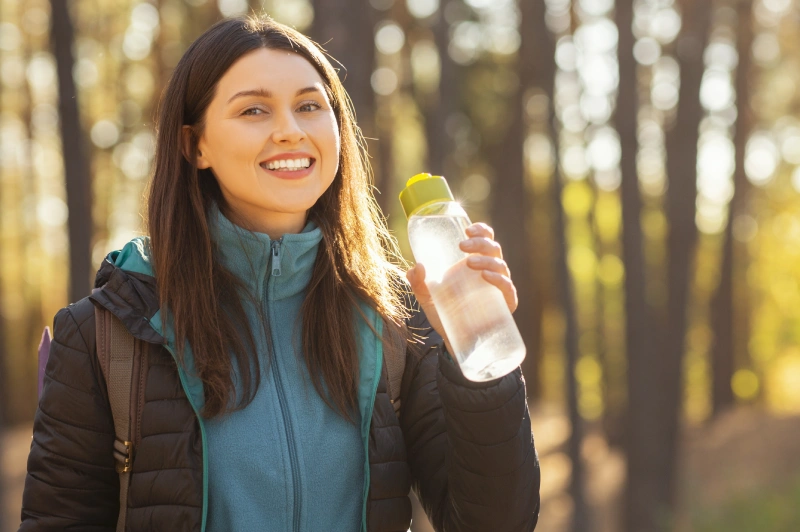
left=481, top=270, right=518, bottom=313
left=459, top=237, right=503, bottom=259
left=406, top=264, right=431, bottom=297
left=466, top=223, right=494, bottom=240
left=466, top=255, right=510, bottom=277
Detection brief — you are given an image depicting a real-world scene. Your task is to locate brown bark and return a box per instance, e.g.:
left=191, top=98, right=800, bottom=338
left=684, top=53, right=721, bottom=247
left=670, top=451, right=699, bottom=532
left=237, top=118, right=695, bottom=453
left=614, top=0, right=667, bottom=529
left=527, top=1, right=588, bottom=529
left=422, top=7, right=457, bottom=177
left=661, top=0, right=713, bottom=521
left=309, top=0, right=382, bottom=199
left=0, top=2, right=6, bottom=516
left=51, top=0, right=93, bottom=302
left=589, top=187, right=623, bottom=448
left=711, top=0, right=753, bottom=417
left=16, top=28, right=44, bottom=424
left=487, top=0, right=541, bottom=401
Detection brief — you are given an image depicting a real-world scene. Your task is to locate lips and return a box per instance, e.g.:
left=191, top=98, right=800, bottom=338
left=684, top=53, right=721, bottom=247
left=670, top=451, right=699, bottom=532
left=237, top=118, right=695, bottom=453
left=260, top=157, right=315, bottom=171
left=259, top=157, right=316, bottom=179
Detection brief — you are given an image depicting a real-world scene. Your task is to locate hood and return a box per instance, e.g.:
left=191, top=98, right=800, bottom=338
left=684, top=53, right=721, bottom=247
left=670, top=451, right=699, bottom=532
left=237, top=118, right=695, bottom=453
left=90, top=236, right=164, bottom=344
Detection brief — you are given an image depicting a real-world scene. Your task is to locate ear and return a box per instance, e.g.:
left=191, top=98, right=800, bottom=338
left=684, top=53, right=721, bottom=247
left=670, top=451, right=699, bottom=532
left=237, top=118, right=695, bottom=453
left=181, top=125, right=210, bottom=169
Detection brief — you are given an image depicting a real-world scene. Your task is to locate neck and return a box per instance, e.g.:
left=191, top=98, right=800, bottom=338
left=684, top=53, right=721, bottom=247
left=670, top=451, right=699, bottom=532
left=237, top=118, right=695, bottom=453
left=220, top=201, right=307, bottom=240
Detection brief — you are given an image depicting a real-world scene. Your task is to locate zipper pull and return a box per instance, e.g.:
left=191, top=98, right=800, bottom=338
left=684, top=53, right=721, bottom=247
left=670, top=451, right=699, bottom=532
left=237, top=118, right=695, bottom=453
left=271, top=240, right=282, bottom=277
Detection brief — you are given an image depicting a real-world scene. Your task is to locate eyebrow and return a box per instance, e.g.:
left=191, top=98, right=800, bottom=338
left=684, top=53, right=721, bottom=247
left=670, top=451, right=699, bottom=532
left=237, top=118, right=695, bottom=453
left=226, top=86, right=321, bottom=104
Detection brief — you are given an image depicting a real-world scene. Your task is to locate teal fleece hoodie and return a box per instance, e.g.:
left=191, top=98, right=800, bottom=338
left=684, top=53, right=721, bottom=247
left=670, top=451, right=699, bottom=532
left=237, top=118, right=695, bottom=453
left=110, top=208, right=384, bottom=532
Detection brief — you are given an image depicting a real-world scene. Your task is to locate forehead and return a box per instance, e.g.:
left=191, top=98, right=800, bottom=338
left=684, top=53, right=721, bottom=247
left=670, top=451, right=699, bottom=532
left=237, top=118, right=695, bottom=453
left=216, top=48, right=326, bottom=97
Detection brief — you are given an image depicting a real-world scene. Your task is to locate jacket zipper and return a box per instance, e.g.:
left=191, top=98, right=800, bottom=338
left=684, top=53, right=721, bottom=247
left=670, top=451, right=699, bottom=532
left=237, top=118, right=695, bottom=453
left=266, top=239, right=302, bottom=532
left=271, top=239, right=282, bottom=277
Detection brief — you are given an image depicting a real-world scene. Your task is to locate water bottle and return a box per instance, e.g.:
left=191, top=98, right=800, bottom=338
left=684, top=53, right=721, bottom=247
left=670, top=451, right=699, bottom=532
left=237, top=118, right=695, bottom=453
left=400, top=173, right=526, bottom=381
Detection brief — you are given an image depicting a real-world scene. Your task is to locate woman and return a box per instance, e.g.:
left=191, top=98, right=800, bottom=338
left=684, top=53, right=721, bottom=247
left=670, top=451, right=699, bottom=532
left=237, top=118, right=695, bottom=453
left=20, top=16, right=540, bottom=532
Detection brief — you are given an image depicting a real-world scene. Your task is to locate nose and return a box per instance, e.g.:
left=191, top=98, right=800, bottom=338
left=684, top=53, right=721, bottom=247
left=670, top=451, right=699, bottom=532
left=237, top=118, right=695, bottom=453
left=271, top=110, right=305, bottom=145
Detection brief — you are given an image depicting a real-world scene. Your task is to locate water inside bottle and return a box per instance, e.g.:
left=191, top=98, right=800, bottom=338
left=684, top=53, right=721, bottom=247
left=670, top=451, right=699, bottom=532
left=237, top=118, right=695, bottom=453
left=407, top=214, right=471, bottom=283
left=408, top=213, right=525, bottom=381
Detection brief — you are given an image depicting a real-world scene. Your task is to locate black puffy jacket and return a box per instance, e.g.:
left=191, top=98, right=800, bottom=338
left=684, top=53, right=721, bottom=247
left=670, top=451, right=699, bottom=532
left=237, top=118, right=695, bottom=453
left=20, top=256, right=540, bottom=531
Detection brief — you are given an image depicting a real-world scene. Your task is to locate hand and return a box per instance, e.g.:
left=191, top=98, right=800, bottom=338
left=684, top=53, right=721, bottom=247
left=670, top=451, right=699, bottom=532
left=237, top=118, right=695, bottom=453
left=405, top=222, right=519, bottom=355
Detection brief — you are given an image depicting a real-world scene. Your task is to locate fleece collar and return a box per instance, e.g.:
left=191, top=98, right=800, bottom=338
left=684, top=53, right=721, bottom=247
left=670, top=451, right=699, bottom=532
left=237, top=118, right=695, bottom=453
left=208, top=206, right=323, bottom=301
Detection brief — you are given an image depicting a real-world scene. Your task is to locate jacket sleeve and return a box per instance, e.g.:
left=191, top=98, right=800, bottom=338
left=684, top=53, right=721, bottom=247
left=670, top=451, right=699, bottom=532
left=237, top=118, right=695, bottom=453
left=400, top=307, right=540, bottom=532
left=19, top=303, right=118, bottom=531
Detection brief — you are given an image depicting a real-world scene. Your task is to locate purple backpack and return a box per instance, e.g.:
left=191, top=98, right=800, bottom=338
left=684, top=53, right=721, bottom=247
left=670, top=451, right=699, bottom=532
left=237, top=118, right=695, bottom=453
left=38, top=327, right=51, bottom=398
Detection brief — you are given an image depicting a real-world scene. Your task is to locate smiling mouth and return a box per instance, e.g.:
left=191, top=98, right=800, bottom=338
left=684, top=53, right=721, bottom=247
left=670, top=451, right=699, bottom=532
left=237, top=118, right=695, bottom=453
left=260, top=158, right=315, bottom=171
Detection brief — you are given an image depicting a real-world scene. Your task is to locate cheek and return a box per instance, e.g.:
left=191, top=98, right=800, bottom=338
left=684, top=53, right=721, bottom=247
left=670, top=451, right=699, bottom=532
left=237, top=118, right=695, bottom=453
left=207, top=122, right=260, bottom=162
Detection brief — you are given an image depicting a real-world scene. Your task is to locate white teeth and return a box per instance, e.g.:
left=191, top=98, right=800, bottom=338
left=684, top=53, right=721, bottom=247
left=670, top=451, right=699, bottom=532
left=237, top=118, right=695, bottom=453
left=265, top=158, right=312, bottom=170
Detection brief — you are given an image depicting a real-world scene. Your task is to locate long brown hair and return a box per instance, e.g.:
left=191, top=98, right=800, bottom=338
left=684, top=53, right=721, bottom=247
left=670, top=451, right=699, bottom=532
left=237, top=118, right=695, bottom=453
left=147, top=16, right=409, bottom=419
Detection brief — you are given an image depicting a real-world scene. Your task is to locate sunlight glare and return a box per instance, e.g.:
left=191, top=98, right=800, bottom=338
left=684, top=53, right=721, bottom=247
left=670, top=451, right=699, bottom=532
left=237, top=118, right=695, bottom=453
left=217, top=0, right=248, bottom=17
left=577, top=0, right=613, bottom=17
left=780, top=133, right=800, bottom=165
left=697, top=132, right=735, bottom=204
left=633, top=37, right=660, bottom=66
left=575, top=19, right=618, bottom=54
left=556, top=37, right=577, bottom=71
left=704, top=41, right=738, bottom=70
left=26, top=53, right=56, bottom=92
left=696, top=195, right=726, bottom=235
left=587, top=128, right=620, bottom=172
left=752, top=32, right=780, bottom=65
left=562, top=145, right=589, bottom=179
left=791, top=167, right=800, bottom=193
left=375, top=22, right=405, bottom=55
left=579, top=56, right=618, bottom=95
left=37, top=196, right=69, bottom=228
left=699, top=70, right=734, bottom=112
left=131, top=3, right=160, bottom=33
left=407, top=0, right=439, bottom=19
left=91, top=120, right=121, bottom=149
left=651, top=8, right=682, bottom=44
left=745, top=133, right=779, bottom=185
left=411, top=40, right=440, bottom=93
left=580, top=94, right=613, bottom=124
left=0, top=23, right=21, bottom=52
left=371, top=67, right=398, bottom=96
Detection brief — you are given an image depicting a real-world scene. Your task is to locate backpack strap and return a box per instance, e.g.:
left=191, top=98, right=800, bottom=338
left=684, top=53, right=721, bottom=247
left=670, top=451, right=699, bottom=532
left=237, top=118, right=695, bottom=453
left=94, top=304, right=147, bottom=532
left=382, top=322, right=407, bottom=416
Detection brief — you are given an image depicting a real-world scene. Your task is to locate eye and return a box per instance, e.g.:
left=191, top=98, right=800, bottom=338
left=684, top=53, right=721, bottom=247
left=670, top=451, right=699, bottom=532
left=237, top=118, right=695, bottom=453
left=241, top=107, right=266, bottom=116
left=297, top=101, right=322, bottom=112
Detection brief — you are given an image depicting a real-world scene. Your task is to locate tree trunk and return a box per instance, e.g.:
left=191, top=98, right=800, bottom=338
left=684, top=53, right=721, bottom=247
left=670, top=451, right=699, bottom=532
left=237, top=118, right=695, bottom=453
left=309, top=0, right=381, bottom=194
left=614, top=0, right=667, bottom=529
left=590, top=188, right=624, bottom=448
left=422, top=7, right=457, bottom=177
left=661, top=0, right=713, bottom=521
left=487, top=0, right=540, bottom=401
left=528, top=1, right=588, bottom=529
left=711, top=0, right=753, bottom=418
left=18, top=33, right=45, bottom=424
left=0, top=3, right=6, bottom=516
left=51, top=0, right=93, bottom=303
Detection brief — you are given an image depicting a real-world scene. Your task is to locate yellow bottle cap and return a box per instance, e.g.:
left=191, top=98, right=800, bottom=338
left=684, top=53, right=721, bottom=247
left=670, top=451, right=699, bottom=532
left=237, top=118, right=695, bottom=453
left=399, top=173, right=455, bottom=219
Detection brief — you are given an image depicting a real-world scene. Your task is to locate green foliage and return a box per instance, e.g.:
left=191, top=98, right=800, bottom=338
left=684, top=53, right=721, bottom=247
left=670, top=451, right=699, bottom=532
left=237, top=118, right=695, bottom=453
left=691, top=473, right=800, bottom=532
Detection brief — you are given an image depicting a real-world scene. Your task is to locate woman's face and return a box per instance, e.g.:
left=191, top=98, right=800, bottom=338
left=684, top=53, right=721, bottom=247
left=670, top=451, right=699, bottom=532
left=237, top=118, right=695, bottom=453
left=194, top=47, right=340, bottom=236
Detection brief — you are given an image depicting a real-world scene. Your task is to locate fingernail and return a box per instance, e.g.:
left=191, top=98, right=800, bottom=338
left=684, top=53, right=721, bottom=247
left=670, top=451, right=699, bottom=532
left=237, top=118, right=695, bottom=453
left=461, top=239, right=473, bottom=248
left=467, top=256, right=479, bottom=265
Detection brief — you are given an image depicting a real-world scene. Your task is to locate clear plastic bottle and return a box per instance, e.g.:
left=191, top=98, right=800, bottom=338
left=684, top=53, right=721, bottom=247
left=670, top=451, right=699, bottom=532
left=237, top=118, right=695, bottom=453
left=400, top=173, right=526, bottom=381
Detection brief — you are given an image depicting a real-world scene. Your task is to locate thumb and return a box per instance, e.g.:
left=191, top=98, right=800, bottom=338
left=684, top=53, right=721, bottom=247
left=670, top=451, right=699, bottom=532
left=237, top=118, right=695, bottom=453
left=406, top=264, right=430, bottom=297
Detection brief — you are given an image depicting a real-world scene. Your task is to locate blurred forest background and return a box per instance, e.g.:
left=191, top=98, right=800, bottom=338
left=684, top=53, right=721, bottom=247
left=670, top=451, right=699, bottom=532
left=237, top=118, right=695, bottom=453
left=1, top=0, right=800, bottom=531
